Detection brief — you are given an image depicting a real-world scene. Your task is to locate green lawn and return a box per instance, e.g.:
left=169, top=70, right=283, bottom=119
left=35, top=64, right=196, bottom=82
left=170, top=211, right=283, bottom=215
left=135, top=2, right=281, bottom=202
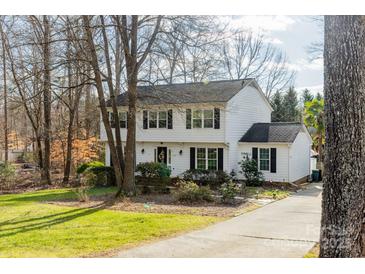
left=0, top=188, right=219, bottom=257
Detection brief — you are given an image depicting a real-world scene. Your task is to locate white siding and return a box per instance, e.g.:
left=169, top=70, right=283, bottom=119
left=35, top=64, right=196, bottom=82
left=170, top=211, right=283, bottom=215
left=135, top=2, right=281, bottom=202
left=225, top=84, right=272, bottom=172
left=288, top=131, right=312, bottom=182
left=237, top=143, right=290, bottom=182
left=100, top=103, right=226, bottom=143
left=106, top=141, right=229, bottom=177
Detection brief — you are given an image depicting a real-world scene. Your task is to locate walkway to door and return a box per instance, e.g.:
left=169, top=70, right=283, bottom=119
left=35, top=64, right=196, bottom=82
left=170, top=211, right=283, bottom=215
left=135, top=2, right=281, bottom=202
left=117, top=183, right=322, bottom=258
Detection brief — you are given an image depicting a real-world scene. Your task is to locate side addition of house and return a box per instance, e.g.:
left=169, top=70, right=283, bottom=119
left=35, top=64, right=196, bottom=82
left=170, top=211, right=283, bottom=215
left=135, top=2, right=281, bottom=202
left=100, top=79, right=312, bottom=183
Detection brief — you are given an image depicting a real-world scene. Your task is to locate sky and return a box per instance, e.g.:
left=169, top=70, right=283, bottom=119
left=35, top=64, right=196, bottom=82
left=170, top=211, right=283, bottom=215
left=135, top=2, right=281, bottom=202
left=228, top=16, right=324, bottom=94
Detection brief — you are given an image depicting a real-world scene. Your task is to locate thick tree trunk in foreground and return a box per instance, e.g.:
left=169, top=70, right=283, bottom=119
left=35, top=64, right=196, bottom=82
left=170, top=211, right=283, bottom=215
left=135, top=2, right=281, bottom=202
left=320, top=15, right=365, bottom=257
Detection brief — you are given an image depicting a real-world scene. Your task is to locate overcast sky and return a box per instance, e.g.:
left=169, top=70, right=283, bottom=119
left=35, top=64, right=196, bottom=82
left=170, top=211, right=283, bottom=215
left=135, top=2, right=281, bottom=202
left=228, top=15, right=324, bottom=94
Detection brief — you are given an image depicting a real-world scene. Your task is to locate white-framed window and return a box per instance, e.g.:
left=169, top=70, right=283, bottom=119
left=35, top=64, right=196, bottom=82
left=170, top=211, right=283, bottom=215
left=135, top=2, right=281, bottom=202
left=192, top=109, right=214, bottom=128
left=158, top=111, right=167, bottom=128
left=203, top=110, right=214, bottom=128
left=149, top=111, right=167, bottom=129
left=259, top=148, right=270, bottom=171
left=207, top=148, right=217, bottom=170
left=149, top=111, right=157, bottom=128
left=168, top=149, right=171, bottom=165
left=119, top=111, right=127, bottom=128
left=196, top=147, right=218, bottom=170
left=193, top=110, right=203, bottom=128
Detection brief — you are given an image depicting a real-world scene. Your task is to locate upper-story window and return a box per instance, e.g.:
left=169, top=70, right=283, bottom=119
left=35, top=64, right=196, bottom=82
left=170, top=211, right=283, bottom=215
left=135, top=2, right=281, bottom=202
left=148, top=111, right=167, bottom=129
left=186, top=108, right=220, bottom=129
left=109, top=111, right=127, bottom=128
left=192, top=109, right=214, bottom=128
left=119, top=111, right=127, bottom=128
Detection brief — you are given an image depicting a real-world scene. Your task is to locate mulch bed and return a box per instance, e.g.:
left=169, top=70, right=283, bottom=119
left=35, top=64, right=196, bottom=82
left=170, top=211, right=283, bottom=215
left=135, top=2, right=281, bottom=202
left=45, top=193, right=260, bottom=218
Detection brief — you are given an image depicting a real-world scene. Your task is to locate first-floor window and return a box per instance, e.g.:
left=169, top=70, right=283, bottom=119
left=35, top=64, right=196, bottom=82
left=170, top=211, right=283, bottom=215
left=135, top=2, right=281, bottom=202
left=259, top=148, right=270, bottom=171
left=207, top=148, right=217, bottom=170
left=196, top=147, right=218, bottom=170
left=197, top=148, right=206, bottom=169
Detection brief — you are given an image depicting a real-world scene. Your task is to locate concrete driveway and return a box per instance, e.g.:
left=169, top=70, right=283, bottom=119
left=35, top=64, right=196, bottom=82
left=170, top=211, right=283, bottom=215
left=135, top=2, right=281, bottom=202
left=117, top=183, right=322, bottom=258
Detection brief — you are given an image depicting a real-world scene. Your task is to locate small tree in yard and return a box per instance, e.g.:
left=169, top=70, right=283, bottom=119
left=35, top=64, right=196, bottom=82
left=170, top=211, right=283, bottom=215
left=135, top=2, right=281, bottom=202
left=239, top=159, right=264, bottom=186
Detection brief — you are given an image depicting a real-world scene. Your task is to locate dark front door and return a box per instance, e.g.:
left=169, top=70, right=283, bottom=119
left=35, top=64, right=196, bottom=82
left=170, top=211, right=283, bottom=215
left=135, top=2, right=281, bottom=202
left=157, top=147, right=167, bottom=164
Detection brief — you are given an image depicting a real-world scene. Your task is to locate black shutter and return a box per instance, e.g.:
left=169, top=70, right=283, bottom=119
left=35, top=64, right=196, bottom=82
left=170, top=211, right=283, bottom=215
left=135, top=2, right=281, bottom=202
left=270, top=148, right=277, bottom=173
left=168, top=109, right=173, bottom=129
left=214, top=108, right=220, bottom=129
left=186, top=109, right=192, bottom=129
left=190, top=147, right=195, bottom=169
left=143, top=110, right=148, bottom=129
left=108, top=111, right=115, bottom=128
left=218, top=148, right=224, bottom=170
left=252, top=147, right=258, bottom=170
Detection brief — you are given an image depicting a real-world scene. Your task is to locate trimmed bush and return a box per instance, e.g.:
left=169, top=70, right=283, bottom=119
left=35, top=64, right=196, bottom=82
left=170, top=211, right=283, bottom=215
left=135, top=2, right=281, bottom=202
left=136, top=162, right=171, bottom=178
left=239, top=159, right=264, bottom=187
left=182, top=169, right=230, bottom=188
left=219, top=181, right=241, bottom=204
left=174, top=180, right=213, bottom=203
left=76, top=161, right=115, bottom=187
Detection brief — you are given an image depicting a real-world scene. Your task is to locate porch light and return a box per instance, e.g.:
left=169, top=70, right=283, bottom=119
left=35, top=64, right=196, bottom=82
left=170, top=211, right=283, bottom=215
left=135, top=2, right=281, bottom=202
left=141, top=149, right=145, bottom=154
left=179, top=150, right=183, bottom=155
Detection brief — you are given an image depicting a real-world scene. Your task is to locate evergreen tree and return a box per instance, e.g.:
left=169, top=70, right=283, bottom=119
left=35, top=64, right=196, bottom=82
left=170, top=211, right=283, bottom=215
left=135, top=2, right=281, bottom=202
left=270, top=91, right=285, bottom=122
left=282, top=86, right=300, bottom=122
left=315, top=91, right=323, bottom=100
left=301, top=88, right=314, bottom=103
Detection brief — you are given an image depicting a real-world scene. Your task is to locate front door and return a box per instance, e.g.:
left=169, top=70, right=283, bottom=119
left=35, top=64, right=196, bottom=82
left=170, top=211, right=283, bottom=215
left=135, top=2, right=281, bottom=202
left=157, top=147, right=167, bottom=164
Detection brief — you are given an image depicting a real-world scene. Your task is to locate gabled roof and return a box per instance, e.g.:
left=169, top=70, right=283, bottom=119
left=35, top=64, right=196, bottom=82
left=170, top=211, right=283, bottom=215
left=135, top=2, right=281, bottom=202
left=239, top=122, right=304, bottom=143
left=107, top=79, right=254, bottom=106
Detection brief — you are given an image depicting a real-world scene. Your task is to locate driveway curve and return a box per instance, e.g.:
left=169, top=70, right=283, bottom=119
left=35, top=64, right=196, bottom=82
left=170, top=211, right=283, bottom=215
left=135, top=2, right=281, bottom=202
left=117, top=183, right=322, bottom=258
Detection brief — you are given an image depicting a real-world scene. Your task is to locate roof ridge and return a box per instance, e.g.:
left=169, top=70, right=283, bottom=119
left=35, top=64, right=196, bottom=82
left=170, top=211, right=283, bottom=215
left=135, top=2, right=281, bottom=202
left=136, top=78, right=252, bottom=88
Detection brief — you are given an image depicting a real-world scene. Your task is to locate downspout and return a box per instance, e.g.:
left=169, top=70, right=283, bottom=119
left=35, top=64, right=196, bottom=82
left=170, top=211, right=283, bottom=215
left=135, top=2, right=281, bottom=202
left=287, top=144, right=291, bottom=183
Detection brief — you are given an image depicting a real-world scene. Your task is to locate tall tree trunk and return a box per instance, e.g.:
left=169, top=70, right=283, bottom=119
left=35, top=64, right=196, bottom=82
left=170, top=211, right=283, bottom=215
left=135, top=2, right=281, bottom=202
left=121, top=15, right=138, bottom=195
left=320, top=15, right=365, bottom=257
left=42, top=15, right=52, bottom=184
left=1, top=21, right=8, bottom=164
left=82, top=16, right=124, bottom=191
left=100, top=16, right=125, bottom=179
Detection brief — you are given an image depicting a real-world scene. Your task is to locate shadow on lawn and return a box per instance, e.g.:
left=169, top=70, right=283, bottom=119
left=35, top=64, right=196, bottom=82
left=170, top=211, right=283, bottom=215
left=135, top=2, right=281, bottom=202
left=0, top=200, right=116, bottom=238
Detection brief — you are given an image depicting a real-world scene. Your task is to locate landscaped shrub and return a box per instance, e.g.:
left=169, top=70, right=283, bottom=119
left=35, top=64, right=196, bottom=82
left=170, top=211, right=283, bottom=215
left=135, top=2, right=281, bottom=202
left=182, top=169, right=230, bottom=188
left=239, top=159, right=265, bottom=187
left=0, top=162, right=16, bottom=189
left=174, top=180, right=213, bottom=203
left=76, top=161, right=115, bottom=187
left=136, top=162, right=171, bottom=178
left=219, top=181, right=241, bottom=204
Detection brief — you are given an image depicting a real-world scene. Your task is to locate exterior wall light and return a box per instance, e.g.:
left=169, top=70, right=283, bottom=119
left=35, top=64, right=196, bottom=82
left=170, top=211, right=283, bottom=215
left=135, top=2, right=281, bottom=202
left=179, top=150, right=183, bottom=155
left=141, top=149, right=145, bottom=154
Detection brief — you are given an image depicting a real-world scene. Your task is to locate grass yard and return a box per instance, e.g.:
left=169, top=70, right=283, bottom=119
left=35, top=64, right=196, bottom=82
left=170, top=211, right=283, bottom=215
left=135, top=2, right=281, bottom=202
left=0, top=188, right=220, bottom=258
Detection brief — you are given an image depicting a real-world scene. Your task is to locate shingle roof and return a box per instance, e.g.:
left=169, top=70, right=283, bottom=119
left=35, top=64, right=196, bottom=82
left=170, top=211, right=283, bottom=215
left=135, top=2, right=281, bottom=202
left=107, top=79, right=253, bottom=106
left=239, top=122, right=304, bottom=143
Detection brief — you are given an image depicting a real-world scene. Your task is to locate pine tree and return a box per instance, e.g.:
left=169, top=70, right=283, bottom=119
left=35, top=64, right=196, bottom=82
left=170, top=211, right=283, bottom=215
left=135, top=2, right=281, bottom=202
left=282, top=86, right=300, bottom=122
left=315, top=92, right=323, bottom=101
left=271, top=91, right=284, bottom=122
left=301, top=88, right=314, bottom=103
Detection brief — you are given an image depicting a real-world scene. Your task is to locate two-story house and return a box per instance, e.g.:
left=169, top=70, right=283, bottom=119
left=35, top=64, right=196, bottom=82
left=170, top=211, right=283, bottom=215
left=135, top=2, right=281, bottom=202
left=100, top=79, right=312, bottom=183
